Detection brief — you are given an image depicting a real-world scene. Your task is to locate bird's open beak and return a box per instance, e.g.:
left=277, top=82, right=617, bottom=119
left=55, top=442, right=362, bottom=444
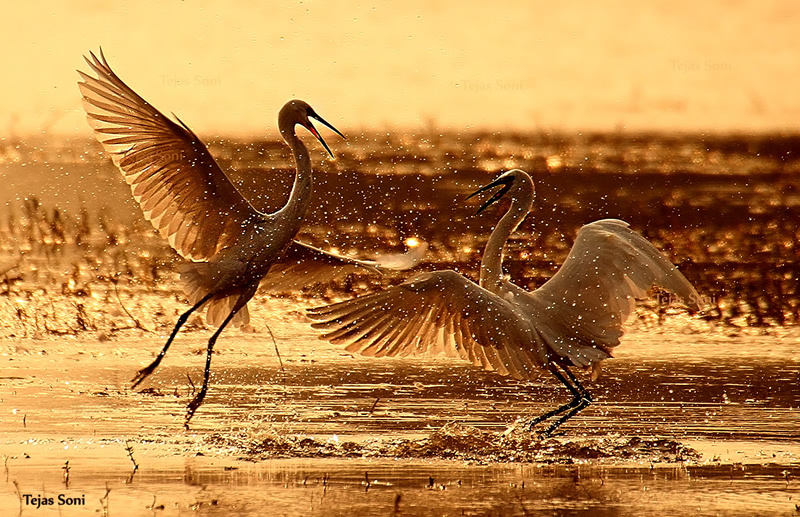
left=306, top=111, right=346, bottom=158
left=467, top=174, right=515, bottom=214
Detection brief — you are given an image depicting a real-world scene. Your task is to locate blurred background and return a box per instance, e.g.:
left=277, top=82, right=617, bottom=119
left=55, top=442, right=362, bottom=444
left=1, top=0, right=798, bottom=136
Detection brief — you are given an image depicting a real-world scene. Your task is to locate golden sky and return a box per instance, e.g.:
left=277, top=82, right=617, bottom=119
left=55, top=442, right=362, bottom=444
left=2, top=0, right=799, bottom=137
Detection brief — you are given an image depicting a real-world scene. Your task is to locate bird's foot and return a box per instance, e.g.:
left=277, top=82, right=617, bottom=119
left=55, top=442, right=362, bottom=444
left=131, top=360, right=161, bottom=389
left=524, top=394, right=593, bottom=436
left=526, top=421, right=566, bottom=439
left=184, top=389, right=207, bottom=429
left=524, top=416, right=548, bottom=433
left=538, top=421, right=570, bottom=438
left=502, top=417, right=535, bottom=438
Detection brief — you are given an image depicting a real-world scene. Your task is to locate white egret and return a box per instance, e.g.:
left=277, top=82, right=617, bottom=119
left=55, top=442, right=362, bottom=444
left=78, top=49, right=410, bottom=425
left=308, top=169, right=701, bottom=435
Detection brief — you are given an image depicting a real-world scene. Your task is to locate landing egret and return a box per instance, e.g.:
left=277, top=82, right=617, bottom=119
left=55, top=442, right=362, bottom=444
left=78, top=49, right=400, bottom=425
left=308, top=169, right=701, bottom=435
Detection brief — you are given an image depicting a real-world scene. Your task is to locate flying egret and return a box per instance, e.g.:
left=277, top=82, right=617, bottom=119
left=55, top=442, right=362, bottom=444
left=78, top=49, right=415, bottom=425
left=308, top=169, right=702, bottom=435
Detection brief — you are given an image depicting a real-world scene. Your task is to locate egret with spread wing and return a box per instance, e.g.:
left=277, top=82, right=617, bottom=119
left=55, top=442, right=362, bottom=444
left=308, top=169, right=702, bottom=435
left=78, top=49, right=394, bottom=425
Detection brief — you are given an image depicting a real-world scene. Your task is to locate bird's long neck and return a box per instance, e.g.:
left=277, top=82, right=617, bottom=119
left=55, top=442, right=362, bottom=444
left=479, top=184, right=534, bottom=292
left=275, top=128, right=313, bottom=222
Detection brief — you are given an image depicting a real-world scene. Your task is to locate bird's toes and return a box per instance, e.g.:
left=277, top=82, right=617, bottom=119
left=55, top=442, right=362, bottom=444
left=185, top=391, right=208, bottom=424
left=130, top=371, right=149, bottom=388
left=131, top=363, right=160, bottom=388
left=539, top=427, right=567, bottom=439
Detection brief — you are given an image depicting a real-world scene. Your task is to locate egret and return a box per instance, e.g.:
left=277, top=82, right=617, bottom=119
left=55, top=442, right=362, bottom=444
left=308, top=169, right=702, bottom=435
left=78, top=49, right=404, bottom=425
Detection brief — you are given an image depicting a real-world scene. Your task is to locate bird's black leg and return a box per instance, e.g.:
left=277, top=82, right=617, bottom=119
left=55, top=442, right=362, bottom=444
left=539, top=366, right=593, bottom=436
left=184, top=304, right=242, bottom=428
left=131, top=292, right=215, bottom=389
left=525, top=366, right=581, bottom=429
left=526, top=364, right=593, bottom=436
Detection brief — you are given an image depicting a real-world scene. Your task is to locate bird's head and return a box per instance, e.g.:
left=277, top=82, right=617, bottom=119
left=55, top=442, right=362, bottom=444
left=279, top=99, right=345, bottom=157
left=467, top=169, right=533, bottom=214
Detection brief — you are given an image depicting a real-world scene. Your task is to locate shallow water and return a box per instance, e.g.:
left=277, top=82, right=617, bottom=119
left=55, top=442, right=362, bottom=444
left=1, top=308, right=798, bottom=515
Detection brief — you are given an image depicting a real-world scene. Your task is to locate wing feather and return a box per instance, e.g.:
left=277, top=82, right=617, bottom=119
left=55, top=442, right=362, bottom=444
left=527, top=219, right=700, bottom=364
left=308, top=270, right=547, bottom=379
left=78, top=50, right=261, bottom=261
left=260, top=240, right=425, bottom=293
left=310, top=219, right=701, bottom=378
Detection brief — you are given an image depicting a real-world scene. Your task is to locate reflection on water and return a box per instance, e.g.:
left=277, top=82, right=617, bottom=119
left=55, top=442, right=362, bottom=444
left=2, top=459, right=798, bottom=516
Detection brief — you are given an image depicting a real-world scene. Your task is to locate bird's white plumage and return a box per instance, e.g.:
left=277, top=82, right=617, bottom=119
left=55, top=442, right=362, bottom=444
left=259, top=240, right=429, bottom=293
left=310, top=270, right=544, bottom=379
left=525, top=219, right=700, bottom=366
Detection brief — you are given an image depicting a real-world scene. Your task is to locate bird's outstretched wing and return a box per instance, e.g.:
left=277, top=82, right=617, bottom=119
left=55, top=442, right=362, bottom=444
left=526, top=219, right=701, bottom=366
left=307, top=270, right=546, bottom=380
left=261, top=241, right=380, bottom=293
left=261, top=240, right=428, bottom=293
left=78, top=49, right=262, bottom=261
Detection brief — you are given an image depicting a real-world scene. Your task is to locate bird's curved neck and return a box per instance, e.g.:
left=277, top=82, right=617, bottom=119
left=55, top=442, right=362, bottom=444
left=479, top=184, right=533, bottom=292
left=275, top=128, right=313, bottom=221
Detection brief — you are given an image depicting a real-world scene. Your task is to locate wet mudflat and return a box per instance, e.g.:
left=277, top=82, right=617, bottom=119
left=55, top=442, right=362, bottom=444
left=1, top=132, right=799, bottom=514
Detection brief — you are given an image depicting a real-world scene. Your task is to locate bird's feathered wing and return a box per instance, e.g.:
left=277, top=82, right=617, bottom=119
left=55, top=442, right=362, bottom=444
left=307, top=270, right=547, bottom=380
left=78, top=49, right=263, bottom=261
left=260, top=241, right=380, bottom=293
left=309, top=219, right=700, bottom=379
left=525, top=219, right=700, bottom=366
left=261, top=240, right=428, bottom=293
left=180, top=240, right=425, bottom=327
